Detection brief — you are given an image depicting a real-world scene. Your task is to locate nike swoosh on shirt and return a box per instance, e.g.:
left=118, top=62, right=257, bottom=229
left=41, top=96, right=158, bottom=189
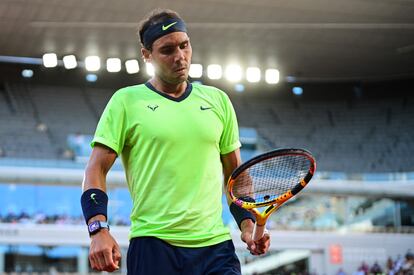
left=162, top=22, right=178, bottom=31
left=200, top=106, right=213, bottom=110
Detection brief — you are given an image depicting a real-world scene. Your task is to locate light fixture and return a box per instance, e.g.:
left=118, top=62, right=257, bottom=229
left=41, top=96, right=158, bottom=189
left=21, top=69, right=34, bottom=78
left=189, top=64, right=203, bottom=78
left=207, top=64, right=222, bottom=80
left=235, top=84, right=245, bottom=93
left=86, top=74, right=98, bottom=82
left=106, top=58, right=121, bottom=73
left=246, top=67, right=261, bottom=83
left=225, top=64, right=242, bottom=82
left=265, top=69, right=280, bottom=84
left=42, top=53, right=57, bottom=68
left=292, top=87, right=303, bottom=96
left=85, top=56, right=101, bottom=71
left=63, top=55, right=77, bottom=69
left=125, top=59, right=140, bottom=74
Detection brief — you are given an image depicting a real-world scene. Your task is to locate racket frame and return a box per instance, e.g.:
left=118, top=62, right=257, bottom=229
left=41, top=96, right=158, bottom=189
left=227, top=148, right=316, bottom=238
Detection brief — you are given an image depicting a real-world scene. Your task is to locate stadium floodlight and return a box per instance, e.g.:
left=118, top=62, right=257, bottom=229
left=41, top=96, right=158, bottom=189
left=85, top=56, right=101, bottom=71
left=106, top=58, right=121, bottom=73
left=246, top=67, right=261, bottom=83
left=42, top=53, right=58, bottom=68
left=63, top=55, right=77, bottom=69
left=21, top=69, right=34, bottom=78
left=225, top=64, right=242, bottom=82
left=265, top=69, right=280, bottom=84
left=125, top=59, right=140, bottom=74
left=189, top=64, right=203, bottom=78
left=145, top=62, right=155, bottom=76
left=207, top=64, right=222, bottom=80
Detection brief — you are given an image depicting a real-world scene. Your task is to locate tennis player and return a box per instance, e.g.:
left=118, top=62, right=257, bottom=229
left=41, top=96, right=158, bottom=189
left=81, top=8, right=270, bottom=274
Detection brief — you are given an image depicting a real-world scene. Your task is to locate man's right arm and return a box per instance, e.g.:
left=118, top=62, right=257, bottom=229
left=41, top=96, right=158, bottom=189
left=82, top=144, right=121, bottom=272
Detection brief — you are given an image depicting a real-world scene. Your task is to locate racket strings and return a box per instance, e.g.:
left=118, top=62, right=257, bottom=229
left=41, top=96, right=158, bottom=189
left=233, top=154, right=310, bottom=203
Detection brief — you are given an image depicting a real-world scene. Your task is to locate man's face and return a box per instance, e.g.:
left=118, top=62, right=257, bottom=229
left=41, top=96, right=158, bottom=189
left=144, top=32, right=192, bottom=85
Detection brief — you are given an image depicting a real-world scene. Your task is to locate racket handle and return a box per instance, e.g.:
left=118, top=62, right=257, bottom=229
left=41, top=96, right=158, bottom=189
left=253, top=222, right=266, bottom=241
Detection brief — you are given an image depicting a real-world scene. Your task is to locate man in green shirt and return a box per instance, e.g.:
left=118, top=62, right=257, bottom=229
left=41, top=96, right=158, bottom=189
left=81, top=8, right=270, bottom=274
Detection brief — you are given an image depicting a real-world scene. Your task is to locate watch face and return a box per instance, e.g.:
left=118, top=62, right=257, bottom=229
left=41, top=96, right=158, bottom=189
left=89, top=221, right=100, bottom=232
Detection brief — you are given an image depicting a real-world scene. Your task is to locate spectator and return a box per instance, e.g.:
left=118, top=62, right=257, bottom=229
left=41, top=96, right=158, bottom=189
left=402, top=249, right=414, bottom=274
left=362, top=261, right=369, bottom=274
left=370, top=261, right=382, bottom=274
left=386, top=256, right=394, bottom=275
left=394, top=255, right=404, bottom=273
left=336, top=267, right=347, bottom=275
left=62, top=148, right=75, bottom=160
left=36, top=122, right=48, bottom=132
left=353, top=267, right=365, bottom=275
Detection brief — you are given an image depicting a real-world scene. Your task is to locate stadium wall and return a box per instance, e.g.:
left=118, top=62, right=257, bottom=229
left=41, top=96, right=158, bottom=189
left=0, top=223, right=413, bottom=275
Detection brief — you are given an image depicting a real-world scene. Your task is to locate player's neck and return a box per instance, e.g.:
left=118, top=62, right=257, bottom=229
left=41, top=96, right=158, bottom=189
left=150, top=78, right=187, bottom=98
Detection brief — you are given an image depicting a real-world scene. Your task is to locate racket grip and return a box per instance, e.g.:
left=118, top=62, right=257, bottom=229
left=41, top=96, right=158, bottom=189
left=253, top=223, right=266, bottom=241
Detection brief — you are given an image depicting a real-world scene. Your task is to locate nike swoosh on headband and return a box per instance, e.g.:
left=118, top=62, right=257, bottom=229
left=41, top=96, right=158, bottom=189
left=162, top=22, right=178, bottom=31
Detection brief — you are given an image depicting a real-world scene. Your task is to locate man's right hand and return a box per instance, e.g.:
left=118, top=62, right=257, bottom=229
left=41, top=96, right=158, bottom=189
left=83, top=145, right=119, bottom=272
left=89, top=229, right=122, bottom=272
left=240, top=219, right=270, bottom=256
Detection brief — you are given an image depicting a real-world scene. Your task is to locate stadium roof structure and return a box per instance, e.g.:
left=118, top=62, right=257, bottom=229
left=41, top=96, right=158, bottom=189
left=0, top=0, right=414, bottom=82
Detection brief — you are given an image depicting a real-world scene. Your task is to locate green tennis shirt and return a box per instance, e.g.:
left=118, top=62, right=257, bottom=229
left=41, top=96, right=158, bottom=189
left=91, top=82, right=241, bottom=247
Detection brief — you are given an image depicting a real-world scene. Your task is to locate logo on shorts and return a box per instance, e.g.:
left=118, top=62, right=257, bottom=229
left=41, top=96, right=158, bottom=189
left=162, top=22, right=177, bottom=31
left=147, top=104, right=159, bottom=111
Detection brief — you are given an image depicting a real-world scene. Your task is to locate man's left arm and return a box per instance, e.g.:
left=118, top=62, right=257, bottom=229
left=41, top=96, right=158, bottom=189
left=221, top=149, right=271, bottom=255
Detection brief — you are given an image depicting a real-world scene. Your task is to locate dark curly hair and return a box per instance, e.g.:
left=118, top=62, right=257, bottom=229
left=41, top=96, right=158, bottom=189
left=138, top=9, right=183, bottom=50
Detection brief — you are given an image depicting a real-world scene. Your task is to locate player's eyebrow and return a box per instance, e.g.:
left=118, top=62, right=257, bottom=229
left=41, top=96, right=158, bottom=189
left=159, top=39, right=189, bottom=50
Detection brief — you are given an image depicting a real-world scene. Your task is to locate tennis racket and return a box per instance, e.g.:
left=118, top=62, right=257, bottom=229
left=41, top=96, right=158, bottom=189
left=227, top=148, right=316, bottom=241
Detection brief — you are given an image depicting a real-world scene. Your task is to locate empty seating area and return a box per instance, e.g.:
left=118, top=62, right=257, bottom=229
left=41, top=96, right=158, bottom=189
left=0, top=84, right=54, bottom=158
left=232, top=94, right=414, bottom=173
left=0, top=82, right=413, bottom=173
left=0, top=82, right=113, bottom=159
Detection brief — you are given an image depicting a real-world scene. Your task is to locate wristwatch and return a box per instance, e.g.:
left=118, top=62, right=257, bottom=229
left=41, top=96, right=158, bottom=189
left=88, top=221, right=110, bottom=236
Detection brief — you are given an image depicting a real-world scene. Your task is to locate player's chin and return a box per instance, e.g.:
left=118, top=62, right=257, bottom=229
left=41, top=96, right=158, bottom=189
left=171, top=74, right=189, bottom=84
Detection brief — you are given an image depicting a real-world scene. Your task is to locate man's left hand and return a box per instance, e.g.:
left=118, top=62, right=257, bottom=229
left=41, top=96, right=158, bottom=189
left=240, top=219, right=270, bottom=256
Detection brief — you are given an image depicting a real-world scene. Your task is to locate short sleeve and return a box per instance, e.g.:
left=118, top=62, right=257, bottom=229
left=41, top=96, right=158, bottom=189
left=219, top=93, right=241, bottom=154
left=91, top=93, right=128, bottom=155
